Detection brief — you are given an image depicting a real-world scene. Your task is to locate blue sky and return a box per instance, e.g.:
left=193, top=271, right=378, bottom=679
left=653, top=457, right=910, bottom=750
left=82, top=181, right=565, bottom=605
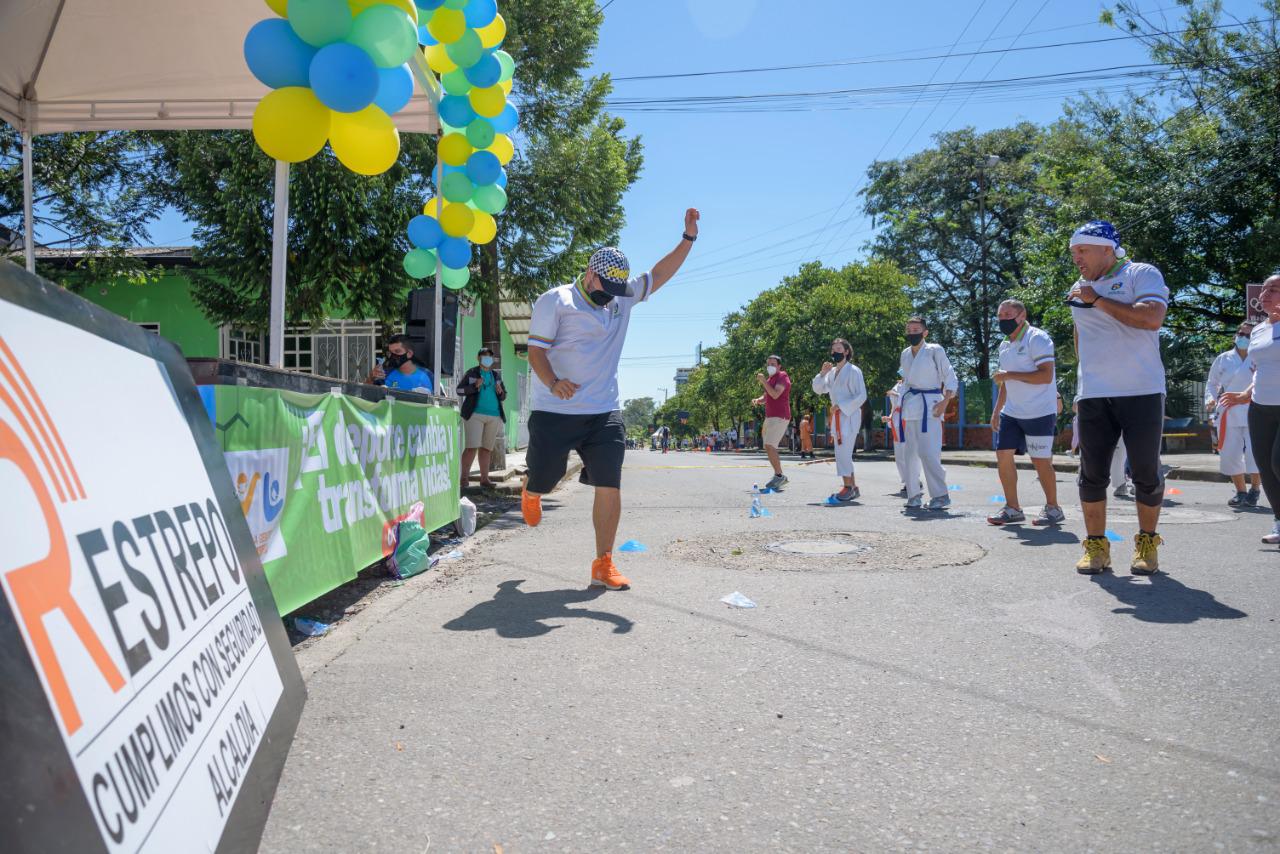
left=591, top=0, right=1267, bottom=403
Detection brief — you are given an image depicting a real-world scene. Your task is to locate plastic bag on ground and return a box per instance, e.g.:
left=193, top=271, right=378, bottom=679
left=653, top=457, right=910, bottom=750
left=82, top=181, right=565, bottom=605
left=721, top=591, right=757, bottom=609
left=458, top=496, right=478, bottom=538
left=390, top=520, right=435, bottom=579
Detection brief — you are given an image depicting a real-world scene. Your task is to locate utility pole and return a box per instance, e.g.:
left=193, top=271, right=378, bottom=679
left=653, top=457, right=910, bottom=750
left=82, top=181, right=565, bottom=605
left=977, top=153, right=1000, bottom=380
left=659, top=387, right=669, bottom=402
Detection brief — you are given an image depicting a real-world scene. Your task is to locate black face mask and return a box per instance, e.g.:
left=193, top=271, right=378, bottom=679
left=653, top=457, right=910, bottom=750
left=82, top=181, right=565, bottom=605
left=589, top=289, right=614, bottom=306
left=830, top=352, right=846, bottom=363
left=383, top=352, right=409, bottom=371
left=906, top=332, right=924, bottom=346
left=998, top=318, right=1020, bottom=336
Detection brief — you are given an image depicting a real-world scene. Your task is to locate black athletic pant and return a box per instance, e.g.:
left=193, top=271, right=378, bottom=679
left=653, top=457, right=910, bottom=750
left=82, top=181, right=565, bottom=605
left=1248, top=402, right=1280, bottom=521
left=1077, top=393, right=1165, bottom=507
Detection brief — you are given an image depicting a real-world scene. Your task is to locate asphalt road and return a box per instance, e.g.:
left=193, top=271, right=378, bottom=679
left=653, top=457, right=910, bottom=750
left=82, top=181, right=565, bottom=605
left=260, top=449, right=1280, bottom=853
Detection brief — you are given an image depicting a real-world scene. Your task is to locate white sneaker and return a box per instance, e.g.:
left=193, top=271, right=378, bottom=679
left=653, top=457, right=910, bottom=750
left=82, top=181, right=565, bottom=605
left=1263, top=520, right=1280, bottom=545
left=927, top=495, right=951, bottom=511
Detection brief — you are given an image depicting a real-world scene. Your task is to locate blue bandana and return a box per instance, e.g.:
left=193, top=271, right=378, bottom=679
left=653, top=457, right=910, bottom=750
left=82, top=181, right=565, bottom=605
left=1069, top=220, right=1126, bottom=258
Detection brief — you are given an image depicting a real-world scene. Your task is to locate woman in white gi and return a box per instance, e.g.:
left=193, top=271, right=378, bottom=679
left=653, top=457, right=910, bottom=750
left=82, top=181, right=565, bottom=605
left=881, top=375, right=918, bottom=497
left=898, top=316, right=959, bottom=509
left=812, top=337, right=867, bottom=503
left=1205, top=321, right=1261, bottom=506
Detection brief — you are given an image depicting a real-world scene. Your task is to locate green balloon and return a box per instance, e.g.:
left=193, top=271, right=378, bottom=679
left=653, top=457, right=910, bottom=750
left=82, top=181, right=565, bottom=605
left=443, top=0, right=469, bottom=9
left=288, top=0, right=352, bottom=47
left=442, top=68, right=472, bottom=97
left=404, top=248, right=438, bottom=279
left=441, top=172, right=475, bottom=202
left=465, top=118, right=496, bottom=149
left=347, top=5, right=417, bottom=68
left=445, top=29, right=483, bottom=69
left=442, top=264, right=471, bottom=289
left=495, top=50, right=515, bottom=82
left=473, top=183, right=507, bottom=215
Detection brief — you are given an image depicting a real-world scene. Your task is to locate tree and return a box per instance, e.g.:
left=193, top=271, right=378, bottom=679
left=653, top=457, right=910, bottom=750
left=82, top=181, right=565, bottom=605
left=861, top=123, right=1050, bottom=380
left=0, top=129, right=164, bottom=284
left=621, top=396, right=656, bottom=436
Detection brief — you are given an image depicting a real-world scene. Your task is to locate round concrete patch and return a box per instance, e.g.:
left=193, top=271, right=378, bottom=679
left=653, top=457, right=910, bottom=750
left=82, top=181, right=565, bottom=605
left=667, top=530, right=986, bottom=572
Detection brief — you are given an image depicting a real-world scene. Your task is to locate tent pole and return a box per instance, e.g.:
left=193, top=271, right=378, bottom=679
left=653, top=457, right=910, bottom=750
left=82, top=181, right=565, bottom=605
left=269, top=159, right=289, bottom=368
left=22, top=128, right=35, bottom=273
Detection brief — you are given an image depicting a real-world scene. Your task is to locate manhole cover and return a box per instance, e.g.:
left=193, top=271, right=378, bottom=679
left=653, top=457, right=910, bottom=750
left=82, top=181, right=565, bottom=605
left=667, top=530, right=985, bottom=572
left=766, top=538, right=873, bottom=556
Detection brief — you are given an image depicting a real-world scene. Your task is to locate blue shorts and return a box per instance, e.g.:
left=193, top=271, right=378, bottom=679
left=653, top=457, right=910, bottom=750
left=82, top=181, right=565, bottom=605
left=995, top=412, right=1057, bottom=459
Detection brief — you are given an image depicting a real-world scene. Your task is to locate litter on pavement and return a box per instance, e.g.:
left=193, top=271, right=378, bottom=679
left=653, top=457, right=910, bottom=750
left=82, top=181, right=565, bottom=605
left=294, top=617, right=330, bottom=637
left=618, top=540, right=648, bottom=552
left=721, top=591, right=757, bottom=609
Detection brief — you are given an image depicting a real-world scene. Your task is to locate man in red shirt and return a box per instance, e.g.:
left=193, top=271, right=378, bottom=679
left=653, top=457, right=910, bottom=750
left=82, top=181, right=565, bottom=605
left=753, top=354, right=792, bottom=489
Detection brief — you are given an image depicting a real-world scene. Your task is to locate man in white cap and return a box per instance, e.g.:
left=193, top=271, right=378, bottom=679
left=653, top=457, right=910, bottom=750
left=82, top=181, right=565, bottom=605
left=522, top=208, right=701, bottom=591
left=898, top=316, right=959, bottom=510
left=1206, top=320, right=1261, bottom=506
left=1066, top=220, right=1169, bottom=574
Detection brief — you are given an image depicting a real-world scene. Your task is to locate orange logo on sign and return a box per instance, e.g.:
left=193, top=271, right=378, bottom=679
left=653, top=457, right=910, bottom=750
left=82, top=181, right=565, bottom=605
left=0, top=337, right=125, bottom=734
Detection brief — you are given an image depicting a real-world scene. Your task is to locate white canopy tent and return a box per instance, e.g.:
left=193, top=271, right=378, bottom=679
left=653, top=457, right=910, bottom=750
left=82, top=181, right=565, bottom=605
left=1, top=0, right=443, bottom=374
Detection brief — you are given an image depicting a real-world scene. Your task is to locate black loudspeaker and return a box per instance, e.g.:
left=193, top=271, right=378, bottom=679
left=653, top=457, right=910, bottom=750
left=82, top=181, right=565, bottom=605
left=405, top=288, right=458, bottom=376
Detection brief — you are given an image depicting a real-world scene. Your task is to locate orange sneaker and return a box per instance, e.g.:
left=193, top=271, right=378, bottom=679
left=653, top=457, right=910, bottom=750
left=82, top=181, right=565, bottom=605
left=521, top=488, right=542, bottom=527
left=590, top=553, right=631, bottom=590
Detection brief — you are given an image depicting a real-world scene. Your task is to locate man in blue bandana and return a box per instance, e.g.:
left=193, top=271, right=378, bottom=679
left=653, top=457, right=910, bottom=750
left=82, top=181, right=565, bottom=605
left=1066, top=220, right=1169, bottom=575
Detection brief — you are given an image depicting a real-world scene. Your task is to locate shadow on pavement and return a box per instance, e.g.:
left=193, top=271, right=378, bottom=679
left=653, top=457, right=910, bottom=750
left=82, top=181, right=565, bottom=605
left=1090, top=573, right=1247, bottom=624
left=1006, top=525, right=1081, bottom=547
left=442, top=579, right=634, bottom=638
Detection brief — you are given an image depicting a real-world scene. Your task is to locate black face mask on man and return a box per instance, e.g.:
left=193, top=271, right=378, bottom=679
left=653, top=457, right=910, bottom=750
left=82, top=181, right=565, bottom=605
left=906, top=332, right=924, bottom=346
left=829, top=352, right=846, bottom=363
left=589, top=289, right=615, bottom=306
left=383, top=352, right=409, bottom=371
left=998, top=318, right=1020, bottom=336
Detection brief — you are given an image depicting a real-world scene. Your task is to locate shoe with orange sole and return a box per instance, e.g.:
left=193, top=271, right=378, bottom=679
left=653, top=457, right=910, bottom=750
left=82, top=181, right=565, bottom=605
left=591, top=553, right=631, bottom=590
left=521, top=488, right=542, bottom=527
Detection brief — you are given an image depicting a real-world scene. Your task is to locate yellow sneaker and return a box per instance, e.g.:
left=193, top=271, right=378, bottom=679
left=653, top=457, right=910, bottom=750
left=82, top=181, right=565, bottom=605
left=1075, top=537, right=1112, bottom=574
left=590, top=553, right=631, bottom=590
left=1131, top=532, right=1162, bottom=575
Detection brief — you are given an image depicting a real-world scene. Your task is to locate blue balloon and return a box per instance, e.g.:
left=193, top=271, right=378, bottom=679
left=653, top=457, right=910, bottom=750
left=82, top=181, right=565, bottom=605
left=415, top=0, right=446, bottom=9
left=438, top=236, right=472, bottom=269
left=407, top=215, right=444, bottom=249
left=417, top=24, right=437, bottom=46
left=244, top=19, right=316, bottom=89
left=466, top=150, right=502, bottom=186
left=374, top=64, right=414, bottom=115
left=463, top=0, right=498, bottom=28
left=491, top=103, right=519, bottom=135
left=440, top=163, right=465, bottom=175
left=464, top=53, right=502, bottom=89
left=495, top=168, right=508, bottom=188
left=438, top=95, right=477, bottom=128
left=309, top=43, right=379, bottom=113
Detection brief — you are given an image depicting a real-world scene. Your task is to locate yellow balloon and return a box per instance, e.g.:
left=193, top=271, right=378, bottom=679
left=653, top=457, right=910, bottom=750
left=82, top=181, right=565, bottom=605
left=428, top=8, right=466, bottom=44
left=329, top=105, right=400, bottom=176
left=469, top=85, right=505, bottom=119
left=487, top=134, right=514, bottom=165
left=422, top=198, right=441, bottom=217
left=426, top=43, right=457, bottom=74
left=265, top=0, right=288, bottom=16
left=499, top=78, right=513, bottom=95
left=468, top=210, right=497, bottom=244
left=348, top=0, right=417, bottom=24
left=476, top=13, right=506, bottom=49
left=438, top=132, right=473, bottom=167
left=253, top=87, right=330, bottom=163
left=440, top=203, right=475, bottom=237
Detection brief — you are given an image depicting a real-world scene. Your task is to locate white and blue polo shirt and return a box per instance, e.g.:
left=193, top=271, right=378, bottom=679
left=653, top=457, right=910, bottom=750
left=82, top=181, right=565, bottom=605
left=997, top=323, right=1056, bottom=419
left=1070, top=260, right=1169, bottom=400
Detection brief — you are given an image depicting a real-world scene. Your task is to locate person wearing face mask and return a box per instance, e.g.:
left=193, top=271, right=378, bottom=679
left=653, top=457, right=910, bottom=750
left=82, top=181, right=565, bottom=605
left=457, top=347, right=507, bottom=489
left=369, top=334, right=435, bottom=394
left=811, top=338, right=867, bottom=503
left=1205, top=321, right=1261, bottom=507
left=522, top=208, right=700, bottom=591
left=987, top=299, right=1065, bottom=527
left=898, top=316, right=959, bottom=510
left=1065, top=220, right=1169, bottom=574
left=1221, top=275, right=1280, bottom=544
left=751, top=355, right=791, bottom=489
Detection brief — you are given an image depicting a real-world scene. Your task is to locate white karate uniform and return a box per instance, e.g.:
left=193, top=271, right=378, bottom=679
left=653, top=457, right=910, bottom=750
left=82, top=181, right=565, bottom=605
left=887, top=381, right=910, bottom=487
left=898, top=343, right=959, bottom=500
left=812, top=361, right=867, bottom=478
left=1206, top=348, right=1257, bottom=477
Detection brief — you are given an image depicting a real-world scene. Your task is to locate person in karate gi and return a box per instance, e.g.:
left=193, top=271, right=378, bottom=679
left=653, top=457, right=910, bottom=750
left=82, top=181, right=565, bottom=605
left=811, top=337, right=867, bottom=503
left=898, top=316, right=959, bottom=509
left=1206, top=320, right=1261, bottom=506
left=881, top=374, right=919, bottom=497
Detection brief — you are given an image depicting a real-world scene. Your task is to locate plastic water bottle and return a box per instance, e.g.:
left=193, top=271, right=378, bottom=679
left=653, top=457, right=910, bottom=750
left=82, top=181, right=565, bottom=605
left=750, top=484, right=768, bottom=518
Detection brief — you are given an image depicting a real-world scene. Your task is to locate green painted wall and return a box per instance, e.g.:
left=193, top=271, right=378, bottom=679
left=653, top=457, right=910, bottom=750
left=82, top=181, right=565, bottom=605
left=78, top=271, right=220, bottom=357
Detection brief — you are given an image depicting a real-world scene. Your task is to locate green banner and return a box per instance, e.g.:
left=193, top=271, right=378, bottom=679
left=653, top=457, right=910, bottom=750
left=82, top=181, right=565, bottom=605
left=204, top=385, right=460, bottom=615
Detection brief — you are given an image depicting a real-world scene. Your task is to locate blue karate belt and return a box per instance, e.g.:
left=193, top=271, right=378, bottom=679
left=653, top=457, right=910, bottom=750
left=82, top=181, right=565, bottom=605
left=900, top=387, right=944, bottom=438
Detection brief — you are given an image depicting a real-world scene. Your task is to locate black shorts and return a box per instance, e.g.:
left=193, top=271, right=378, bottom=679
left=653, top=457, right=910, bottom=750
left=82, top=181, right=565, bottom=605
left=526, top=410, right=626, bottom=494
left=1077, top=393, right=1165, bottom=506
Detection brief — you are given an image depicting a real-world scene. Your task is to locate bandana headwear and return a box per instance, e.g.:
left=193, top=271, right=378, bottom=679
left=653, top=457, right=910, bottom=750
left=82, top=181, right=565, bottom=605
left=588, top=247, right=635, bottom=297
left=1069, top=220, right=1127, bottom=258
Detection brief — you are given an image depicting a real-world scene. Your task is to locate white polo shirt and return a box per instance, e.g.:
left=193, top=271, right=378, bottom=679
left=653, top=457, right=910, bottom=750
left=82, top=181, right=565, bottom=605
left=527, top=273, right=653, bottom=414
left=1248, top=320, right=1280, bottom=406
left=1070, top=260, right=1169, bottom=400
left=997, top=323, right=1056, bottom=419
